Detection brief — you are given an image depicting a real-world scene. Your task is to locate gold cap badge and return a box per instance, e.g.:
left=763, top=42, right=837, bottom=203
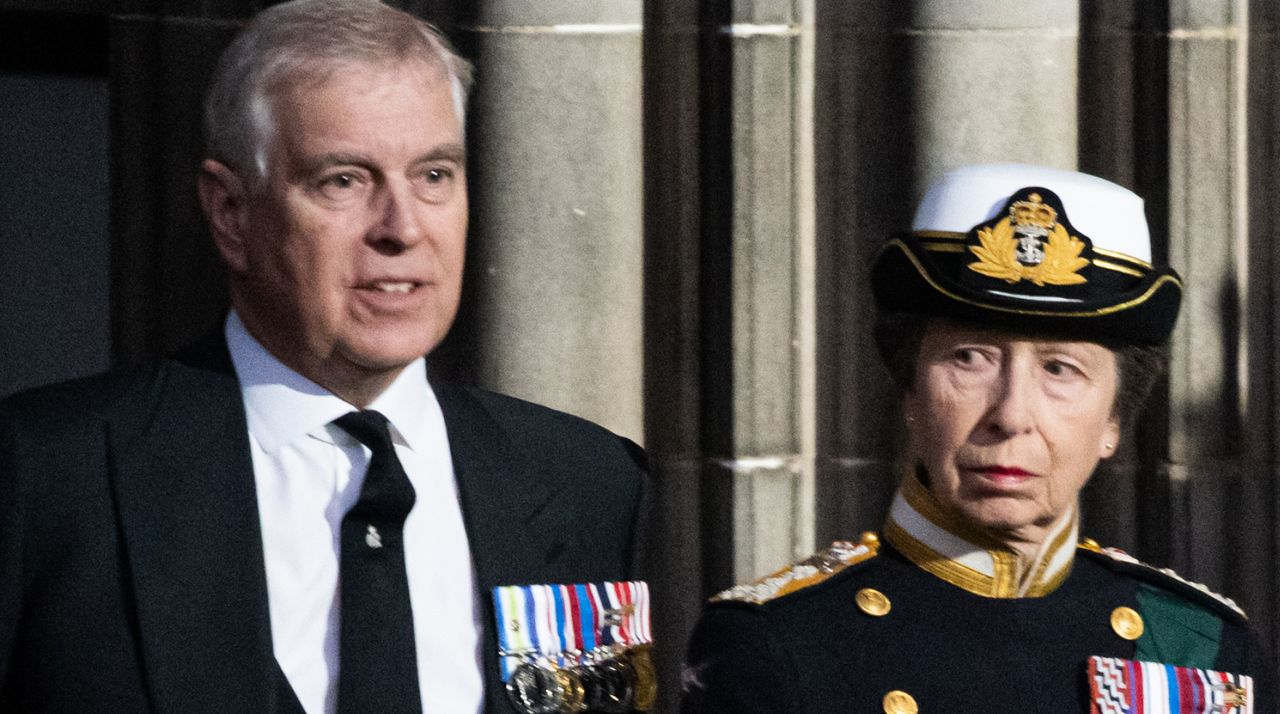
left=968, top=190, right=1090, bottom=286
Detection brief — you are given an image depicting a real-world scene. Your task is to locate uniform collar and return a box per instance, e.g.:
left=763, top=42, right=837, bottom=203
left=225, top=311, right=432, bottom=455
left=882, top=472, right=1078, bottom=598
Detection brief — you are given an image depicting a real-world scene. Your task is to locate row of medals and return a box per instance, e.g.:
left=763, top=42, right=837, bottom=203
left=506, top=644, right=657, bottom=714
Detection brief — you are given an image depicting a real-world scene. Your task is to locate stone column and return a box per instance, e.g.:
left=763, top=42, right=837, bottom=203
left=907, top=1, right=1080, bottom=187
left=1161, top=0, right=1275, bottom=639
left=811, top=5, right=915, bottom=546
left=643, top=0, right=818, bottom=708
left=666, top=0, right=818, bottom=592
left=460, top=2, right=646, bottom=442
left=1251, top=0, right=1280, bottom=659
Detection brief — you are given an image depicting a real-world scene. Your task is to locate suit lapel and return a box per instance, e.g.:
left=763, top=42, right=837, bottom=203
left=110, top=338, right=285, bottom=713
left=435, top=383, right=577, bottom=588
left=433, top=382, right=579, bottom=714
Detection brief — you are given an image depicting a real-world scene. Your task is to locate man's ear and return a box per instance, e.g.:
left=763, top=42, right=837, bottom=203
left=197, top=159, right=252, bottom=274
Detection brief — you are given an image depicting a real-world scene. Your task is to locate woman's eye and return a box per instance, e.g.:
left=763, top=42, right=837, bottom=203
left=1043, top=360, right=1080, bottom=378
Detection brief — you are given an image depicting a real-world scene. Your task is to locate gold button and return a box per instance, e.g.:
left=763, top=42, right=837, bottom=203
left=1110, top=606, right=1144, bottom=640
left=883, top=690, right=918, bottom=714
left=860, top=531, right=880, bottom=546
left=856, top=588, right=891, bottom=617
left=1080, top=538, right=1101, bottom=552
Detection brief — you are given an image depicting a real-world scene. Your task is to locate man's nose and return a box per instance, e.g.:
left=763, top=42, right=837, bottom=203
left=984, top=362, right=1036, bottom=438
left=368, top=180, right=425, bottom=252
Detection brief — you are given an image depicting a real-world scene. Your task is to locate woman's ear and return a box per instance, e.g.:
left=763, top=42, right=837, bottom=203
left=1098, top=417, right=1121, bottom=459
left=197, top=159, right=251, bottom=274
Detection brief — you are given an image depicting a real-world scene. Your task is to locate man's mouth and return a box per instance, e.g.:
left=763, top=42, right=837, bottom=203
left=370, top=281, right=417, bottom=294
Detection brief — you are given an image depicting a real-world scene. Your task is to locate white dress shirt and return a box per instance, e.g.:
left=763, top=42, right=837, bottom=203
left=225, top=312, right=484, bottom=714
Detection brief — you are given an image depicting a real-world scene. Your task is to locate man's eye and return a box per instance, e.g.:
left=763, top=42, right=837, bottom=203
left=414, top=166, right=459, bottom=202
left=315, top=171, right=369, bottom=200
left=323, top=173, right=358, bottom=189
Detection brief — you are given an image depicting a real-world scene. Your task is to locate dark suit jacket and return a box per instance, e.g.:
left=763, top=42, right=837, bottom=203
left=0, top=337, right=647, bottom=713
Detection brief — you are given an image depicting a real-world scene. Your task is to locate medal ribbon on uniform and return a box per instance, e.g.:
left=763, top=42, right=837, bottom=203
left=629, top=581, right=652, bottom=645
left=550, top=584, right=573, bottom=666
left=494, top=585, right=529, bottom=681
left=1088, top=656, right=1254, bottom=714
left=589, top=583, right=615, bottom=648
left=494, top=582, right=653, bottom=681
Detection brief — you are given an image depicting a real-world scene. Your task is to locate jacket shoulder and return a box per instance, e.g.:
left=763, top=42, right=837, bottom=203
left=1078, top=540, right=1248, bottom=623
left=0, top=362, right=165, bottom=430
left=710, top=533, right=882, bottom=607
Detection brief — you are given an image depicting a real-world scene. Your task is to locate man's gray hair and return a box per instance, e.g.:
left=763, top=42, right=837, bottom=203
left=204, top=0, right=473, bottom=184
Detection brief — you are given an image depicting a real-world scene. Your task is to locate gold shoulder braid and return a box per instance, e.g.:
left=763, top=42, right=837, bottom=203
left=1079, top=539, right=1246, bottom=619
left=711, top=533, right=881, bottom=605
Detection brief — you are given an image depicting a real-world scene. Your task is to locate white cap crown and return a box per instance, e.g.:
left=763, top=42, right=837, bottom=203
left=911, top=163, right=1152, bottom=263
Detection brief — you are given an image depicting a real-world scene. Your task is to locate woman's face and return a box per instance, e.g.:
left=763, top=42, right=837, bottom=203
left=903, top=321, right=1121, bottom=545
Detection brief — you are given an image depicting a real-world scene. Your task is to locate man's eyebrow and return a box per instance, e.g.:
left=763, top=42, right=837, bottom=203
left=415, top=142, right=466, bottom=164
left=295, top=144, right=467, bottom=177
left=299, top=152, right=375, bottom=173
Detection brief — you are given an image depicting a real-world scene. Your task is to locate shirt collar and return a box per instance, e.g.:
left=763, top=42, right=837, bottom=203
left=882, top=471, right=1078, bottom=598
left=224, top=311, right=432, bottom=455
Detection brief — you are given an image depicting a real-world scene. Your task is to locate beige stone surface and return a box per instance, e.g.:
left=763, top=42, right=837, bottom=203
left=910, top=33, right=1078, bottom=190
left=466, top=30, right=645, bottom=441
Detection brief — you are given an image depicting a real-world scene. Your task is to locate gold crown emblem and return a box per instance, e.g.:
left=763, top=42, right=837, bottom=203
left=1009, top=193, right=1058, bottom=230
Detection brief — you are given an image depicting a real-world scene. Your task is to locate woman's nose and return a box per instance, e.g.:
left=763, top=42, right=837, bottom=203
left=984, top=366, right=1036, bottom=437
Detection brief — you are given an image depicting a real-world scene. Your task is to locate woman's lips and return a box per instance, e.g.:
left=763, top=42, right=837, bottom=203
left=966, top=465, right=1037, bottom=489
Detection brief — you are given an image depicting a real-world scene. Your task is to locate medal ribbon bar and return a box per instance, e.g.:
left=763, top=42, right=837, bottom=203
left=1088, top=655, right=1254, bottom=714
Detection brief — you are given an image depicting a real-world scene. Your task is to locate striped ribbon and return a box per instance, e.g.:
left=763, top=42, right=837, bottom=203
left=1088, top=656, right=1254, bottom=714
left=493, top=581, right=652, bottom=682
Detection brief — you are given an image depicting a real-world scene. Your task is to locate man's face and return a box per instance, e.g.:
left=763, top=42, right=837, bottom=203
left=902, top=321, right=1121, bottom=545
left=220, top=59, right=467, bottom=399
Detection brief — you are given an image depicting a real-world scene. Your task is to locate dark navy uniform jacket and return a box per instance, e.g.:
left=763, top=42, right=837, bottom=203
left=681, top=478, right=1274, bottom=714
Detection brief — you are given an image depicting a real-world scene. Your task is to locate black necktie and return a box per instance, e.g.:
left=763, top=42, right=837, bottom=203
left=333, top=410, right=422, bottom=714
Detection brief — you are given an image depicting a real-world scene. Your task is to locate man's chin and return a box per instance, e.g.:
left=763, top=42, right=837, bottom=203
left=340, top=333, right=442, bottom=371
left=342, top=351, right=428, bottom=377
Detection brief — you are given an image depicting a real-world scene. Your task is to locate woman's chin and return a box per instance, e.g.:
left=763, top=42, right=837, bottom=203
left=956, top=497, right=1044, bottom=534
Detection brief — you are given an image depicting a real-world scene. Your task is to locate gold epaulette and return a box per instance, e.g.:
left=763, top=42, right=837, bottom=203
left=711, top=532, right=881, bottom=605
left=1079, top=538, right=1247, bottom=619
